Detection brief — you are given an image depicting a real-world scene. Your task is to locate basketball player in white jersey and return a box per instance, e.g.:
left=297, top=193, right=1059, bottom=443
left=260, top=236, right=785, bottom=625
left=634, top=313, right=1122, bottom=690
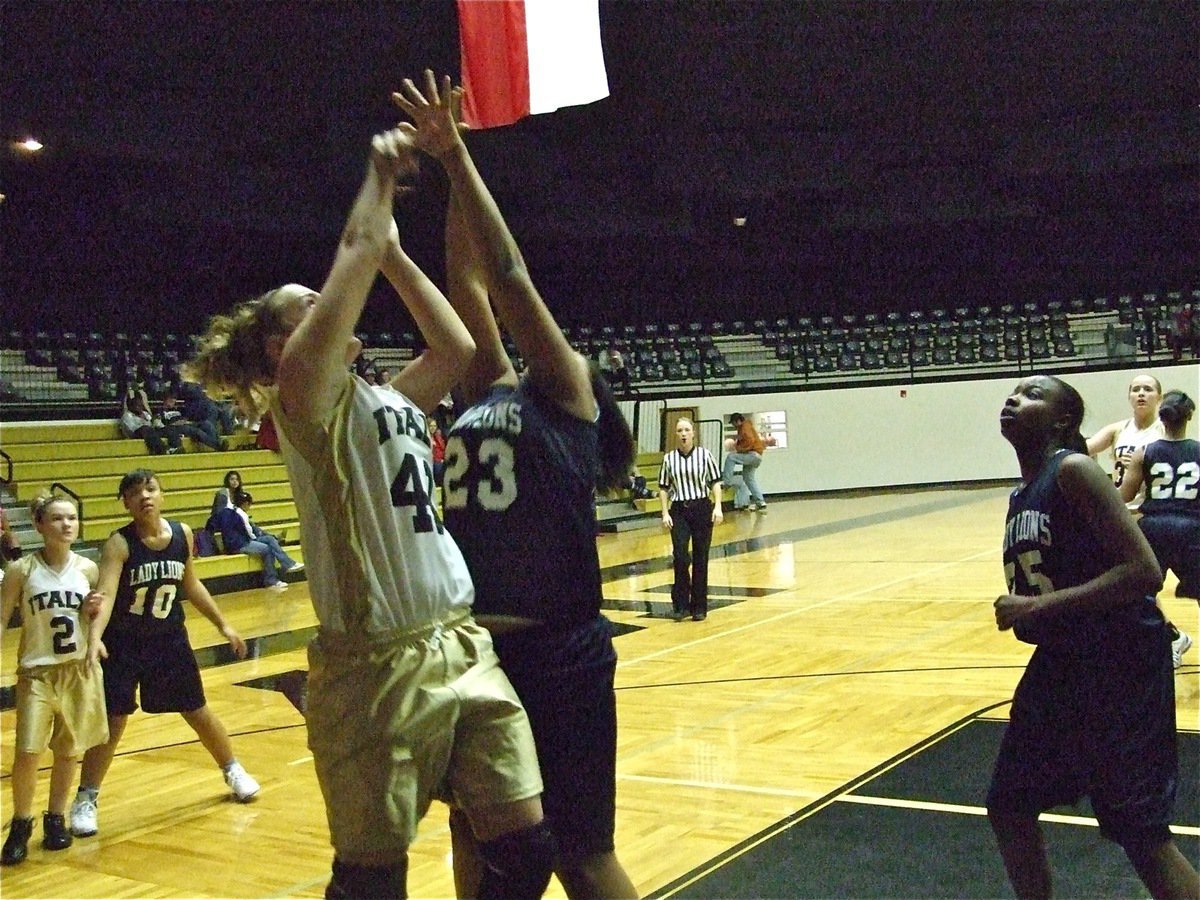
left=1, top=494, right=107, bottom=865
left=1087, top=373, right=1190, bottom=668
left=1087, top=373, right=1165, bottom=510
left=186, top=127, right=552, bottom=899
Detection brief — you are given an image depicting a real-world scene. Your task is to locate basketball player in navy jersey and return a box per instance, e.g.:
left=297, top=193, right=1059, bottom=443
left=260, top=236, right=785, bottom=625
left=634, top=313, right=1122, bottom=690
left=989, top=375, right=1198, bottom=899
left=70, top=469, right=258, bottom=839
left=187, top=126, right=553, bottom=899
left=1120, top=390, right=1199, bottom=668
left=394, top=72, right=639, bottom=898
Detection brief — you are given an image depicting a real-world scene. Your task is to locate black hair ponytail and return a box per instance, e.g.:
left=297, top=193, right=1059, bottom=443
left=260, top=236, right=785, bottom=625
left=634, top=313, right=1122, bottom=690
left=589, top=362, right=636, bottom=493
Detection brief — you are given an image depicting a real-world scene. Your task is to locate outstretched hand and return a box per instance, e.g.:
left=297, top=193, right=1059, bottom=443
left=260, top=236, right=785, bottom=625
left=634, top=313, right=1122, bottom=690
left=370, top=127, right=419, bottom=184
left=392, top=70, right=467, bottom=161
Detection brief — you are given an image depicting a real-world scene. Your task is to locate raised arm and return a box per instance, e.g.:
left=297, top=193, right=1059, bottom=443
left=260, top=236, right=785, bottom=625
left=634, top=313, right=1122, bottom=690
left=380, top=218, right=477, bottom=414
left=276, top=129, right=413, bottom=422
left=393, top=72, right=594, bottom=421
left=444, top=188, right=517, bottom=405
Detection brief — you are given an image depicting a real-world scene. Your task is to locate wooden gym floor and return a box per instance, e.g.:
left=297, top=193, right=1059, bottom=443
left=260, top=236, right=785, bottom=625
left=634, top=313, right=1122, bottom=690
left=1, top=484, right=1197, bottom=898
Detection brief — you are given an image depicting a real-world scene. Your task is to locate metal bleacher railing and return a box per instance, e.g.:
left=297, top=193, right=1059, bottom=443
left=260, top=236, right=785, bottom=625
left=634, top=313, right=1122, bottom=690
left=1, top=289, right=1195, bottom=421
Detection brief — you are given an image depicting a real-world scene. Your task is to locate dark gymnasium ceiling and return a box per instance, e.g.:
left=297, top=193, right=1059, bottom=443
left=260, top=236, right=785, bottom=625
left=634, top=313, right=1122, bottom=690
left=2, top=0, right=1197, bottom=333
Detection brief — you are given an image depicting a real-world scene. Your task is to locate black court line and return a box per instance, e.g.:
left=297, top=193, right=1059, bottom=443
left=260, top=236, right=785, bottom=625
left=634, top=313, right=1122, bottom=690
left=612, top=664, right=1029, bottom=693
left=640, top=584, right=787, bottom=597
left=195, top=624, right=319, bottom=669
left=0, top=721, right=308, bottom=781
left=648, top=704, right=1200, bottom=899
left=599, top=488, right=1006, bottom=585
left=605, top=584, right=784, bottom=620
left=0, top=489, right=1000, bottom=711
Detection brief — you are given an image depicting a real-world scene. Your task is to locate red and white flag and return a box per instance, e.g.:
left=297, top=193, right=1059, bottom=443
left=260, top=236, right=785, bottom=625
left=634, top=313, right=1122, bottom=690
left=457, top=0, right=609, bottom=130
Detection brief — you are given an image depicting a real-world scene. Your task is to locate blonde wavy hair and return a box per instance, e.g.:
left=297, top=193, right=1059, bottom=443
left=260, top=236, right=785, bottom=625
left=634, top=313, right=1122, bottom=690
left=183, top=287, right=297, bottom=415
left=30, top=492, right=75, bottom=523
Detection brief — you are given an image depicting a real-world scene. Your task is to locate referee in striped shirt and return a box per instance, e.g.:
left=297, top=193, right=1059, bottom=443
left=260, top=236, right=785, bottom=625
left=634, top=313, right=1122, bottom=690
left=659, top=417, right=723, bottom=621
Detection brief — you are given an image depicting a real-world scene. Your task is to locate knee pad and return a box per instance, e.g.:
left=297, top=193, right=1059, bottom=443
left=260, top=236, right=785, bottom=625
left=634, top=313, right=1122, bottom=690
left=477, top=821, right=556, bottom=900
left=326, top=856, right=408, bottom=899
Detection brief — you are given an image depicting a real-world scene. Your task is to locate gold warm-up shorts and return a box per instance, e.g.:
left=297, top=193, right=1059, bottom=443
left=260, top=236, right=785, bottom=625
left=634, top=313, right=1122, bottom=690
left=305, top=613, right=542, bottom=864
left=15, top=659, right=109, bottom=757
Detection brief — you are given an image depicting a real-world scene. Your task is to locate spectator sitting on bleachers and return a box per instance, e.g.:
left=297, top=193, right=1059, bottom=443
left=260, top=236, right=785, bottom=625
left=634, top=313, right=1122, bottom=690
left=214, top=489, right=301, bottom=593
left=176, top=378, right=237, bottom=438
left=119, top=385, right=182, bottom=455
left=599, top=345, right=630, bottom=390
left=161, top=387, right=227, bottom=451
left=209, top=470, right=242, bottom=526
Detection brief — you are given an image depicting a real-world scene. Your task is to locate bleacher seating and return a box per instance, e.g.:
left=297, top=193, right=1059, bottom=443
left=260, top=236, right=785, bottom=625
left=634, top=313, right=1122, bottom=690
left=0, top=284, right=1190, bottom=416
left=0, top=422, right=295, bottom=591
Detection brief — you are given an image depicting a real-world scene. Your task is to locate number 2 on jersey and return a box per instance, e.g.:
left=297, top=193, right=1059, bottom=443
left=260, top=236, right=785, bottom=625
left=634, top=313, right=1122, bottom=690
left=50, top=615, right=77, bottom=655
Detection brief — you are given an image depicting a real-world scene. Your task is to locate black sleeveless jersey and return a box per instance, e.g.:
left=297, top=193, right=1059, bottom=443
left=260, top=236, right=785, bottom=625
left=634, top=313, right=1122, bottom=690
left=1138, top=438, right=1200, bottom=519
left=108, top=520, right=189, bottom=635
left=443, top=381, right=602, bottom=626
left=1002, top=450, right=1157, bottom=648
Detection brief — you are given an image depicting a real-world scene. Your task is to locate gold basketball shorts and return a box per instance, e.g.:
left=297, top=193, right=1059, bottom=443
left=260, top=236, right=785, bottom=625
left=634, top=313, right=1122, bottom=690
left=305, top=613, right=542, bottom=864
left=15, top=659, right=109, bottom=757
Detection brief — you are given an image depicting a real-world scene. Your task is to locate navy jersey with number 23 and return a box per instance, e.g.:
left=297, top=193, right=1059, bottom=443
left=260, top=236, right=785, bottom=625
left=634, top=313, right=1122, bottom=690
left=443, top=381, right=602, bottom=626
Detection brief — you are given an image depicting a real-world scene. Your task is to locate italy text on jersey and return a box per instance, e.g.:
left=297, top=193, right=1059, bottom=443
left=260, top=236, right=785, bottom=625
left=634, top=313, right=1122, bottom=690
left=374, top=398, right=444, bottom=535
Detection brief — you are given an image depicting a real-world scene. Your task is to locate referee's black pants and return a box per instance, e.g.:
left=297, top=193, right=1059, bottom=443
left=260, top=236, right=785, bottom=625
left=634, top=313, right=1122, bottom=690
left=670, top=499, right=714, bottom=617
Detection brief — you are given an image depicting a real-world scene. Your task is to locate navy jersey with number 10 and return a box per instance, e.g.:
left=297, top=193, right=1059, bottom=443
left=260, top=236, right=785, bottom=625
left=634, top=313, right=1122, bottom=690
left=443, top=381, right=602, bottom=626
left=109, top=520, right=189, bottom=635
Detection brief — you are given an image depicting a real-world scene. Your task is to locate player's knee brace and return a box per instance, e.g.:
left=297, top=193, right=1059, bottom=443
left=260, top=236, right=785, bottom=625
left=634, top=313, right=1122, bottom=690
left=325, top=856, right=408, bottom=900
left=476, top=820, right=556, bottom=900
